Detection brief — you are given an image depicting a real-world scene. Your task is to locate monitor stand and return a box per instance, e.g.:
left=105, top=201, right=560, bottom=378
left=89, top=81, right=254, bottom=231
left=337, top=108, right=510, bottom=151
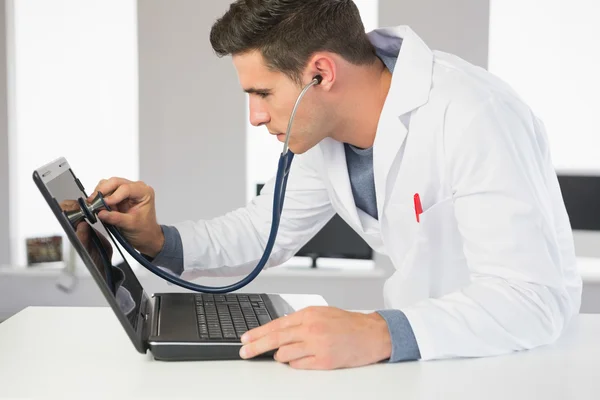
left=305, top=253, right=318, bottom=268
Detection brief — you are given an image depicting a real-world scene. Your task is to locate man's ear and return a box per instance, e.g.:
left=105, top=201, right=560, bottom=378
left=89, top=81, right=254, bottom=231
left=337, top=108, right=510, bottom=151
left=304, top=53, right=336, bottom=92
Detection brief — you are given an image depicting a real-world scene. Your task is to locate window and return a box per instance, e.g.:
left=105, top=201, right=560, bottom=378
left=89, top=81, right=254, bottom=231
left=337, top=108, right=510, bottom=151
left=489, top=0, right=600, bottom=174
left=8, top=0, right=138, bottom=266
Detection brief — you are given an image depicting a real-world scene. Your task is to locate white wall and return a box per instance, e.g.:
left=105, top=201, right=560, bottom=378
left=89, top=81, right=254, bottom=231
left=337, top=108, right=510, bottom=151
left=138, top=0, right=247, bottom=225
left=0, top=0, right=9, bottom=266
left=7, top=0, right=139, bottom=267
left=489, top=0, right=600, bottom=175
left=488, top=0, right=600, bottom=258
left=379, top=0, right=489, bottom=68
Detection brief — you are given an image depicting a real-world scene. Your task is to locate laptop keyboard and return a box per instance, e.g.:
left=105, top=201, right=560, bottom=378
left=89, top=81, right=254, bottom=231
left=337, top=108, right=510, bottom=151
left=194, top=294, right=273, bottom=341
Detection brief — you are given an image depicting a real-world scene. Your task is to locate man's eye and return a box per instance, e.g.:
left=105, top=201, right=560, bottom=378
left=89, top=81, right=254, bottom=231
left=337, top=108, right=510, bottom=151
left=256, top=92, right=269, bottom=99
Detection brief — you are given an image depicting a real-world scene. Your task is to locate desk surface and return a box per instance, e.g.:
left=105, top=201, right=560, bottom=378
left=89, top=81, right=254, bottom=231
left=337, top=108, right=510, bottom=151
left=0, top=307, right=599, bottom=400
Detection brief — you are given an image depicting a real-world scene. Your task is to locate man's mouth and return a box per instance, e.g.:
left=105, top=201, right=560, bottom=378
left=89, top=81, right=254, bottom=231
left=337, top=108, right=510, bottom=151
left=270, top=131, right=286, bottom=140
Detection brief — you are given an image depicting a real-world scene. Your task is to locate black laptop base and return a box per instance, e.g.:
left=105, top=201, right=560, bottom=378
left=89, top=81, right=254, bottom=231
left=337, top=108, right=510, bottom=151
left=147, top=292, right=281, bottom=361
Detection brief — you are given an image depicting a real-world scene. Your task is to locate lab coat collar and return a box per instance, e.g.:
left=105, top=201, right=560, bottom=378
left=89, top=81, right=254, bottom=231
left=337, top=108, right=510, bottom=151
left=369, top=26, right=434, bottom=214
left=320, top=26, right=434, bottom=232
left=368, top=25, right=434, bottom=117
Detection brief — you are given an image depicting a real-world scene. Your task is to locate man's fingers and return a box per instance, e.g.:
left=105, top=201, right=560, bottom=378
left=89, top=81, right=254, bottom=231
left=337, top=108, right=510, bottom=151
left=97, top=210, right=131, bottom=229
left=102, top=184, right=132, bottom=207
left=241, top=310, right=304, bottom=344
left=88, top=177, right=133, bottom=202
left=93, top=181, right=150, bottom=209
left=273, top=342, right=311, bottom=364
left=239, top=326, right=305, bottom=359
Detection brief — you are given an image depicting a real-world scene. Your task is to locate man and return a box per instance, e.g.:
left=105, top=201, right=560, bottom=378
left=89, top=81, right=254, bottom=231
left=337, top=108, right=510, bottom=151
left=90, top=0, right=582, bottom=369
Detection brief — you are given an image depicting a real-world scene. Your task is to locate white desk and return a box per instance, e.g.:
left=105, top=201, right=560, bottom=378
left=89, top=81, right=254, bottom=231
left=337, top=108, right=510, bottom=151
left=578, top=257, right=600, bottom=283
left=0, top=307, right=599, bottom=400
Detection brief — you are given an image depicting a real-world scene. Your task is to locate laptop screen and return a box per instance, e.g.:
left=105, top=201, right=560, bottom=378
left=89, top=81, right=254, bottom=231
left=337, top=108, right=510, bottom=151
left=42, top=165, right=145, bottom=331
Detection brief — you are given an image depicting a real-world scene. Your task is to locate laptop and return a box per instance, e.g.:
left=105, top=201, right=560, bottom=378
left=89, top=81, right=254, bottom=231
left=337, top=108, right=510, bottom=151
left=33, top=157, right=326, bottom=361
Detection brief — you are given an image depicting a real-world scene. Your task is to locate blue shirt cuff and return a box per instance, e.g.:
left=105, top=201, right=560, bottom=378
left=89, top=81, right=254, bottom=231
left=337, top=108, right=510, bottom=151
left=376, top=309, right=421, bottom=362
left=143, top=225, right=184, bottom=276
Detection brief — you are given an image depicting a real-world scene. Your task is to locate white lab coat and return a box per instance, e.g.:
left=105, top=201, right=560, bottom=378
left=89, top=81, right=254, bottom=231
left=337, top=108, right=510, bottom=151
left=173, top=26, right=582, bottom=360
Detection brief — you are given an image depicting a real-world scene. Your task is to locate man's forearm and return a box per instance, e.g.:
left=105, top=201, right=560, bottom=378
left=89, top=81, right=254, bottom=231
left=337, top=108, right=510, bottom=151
left=143, top=225, right=184, bottom=276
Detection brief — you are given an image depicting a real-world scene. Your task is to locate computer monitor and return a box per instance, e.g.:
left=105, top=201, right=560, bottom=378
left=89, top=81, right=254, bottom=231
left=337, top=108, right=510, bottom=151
left=256, top=183, right=373, bottom=267
left=557, top=174, right=600, bottom=231
left=557, top=174, right=600, bottom=258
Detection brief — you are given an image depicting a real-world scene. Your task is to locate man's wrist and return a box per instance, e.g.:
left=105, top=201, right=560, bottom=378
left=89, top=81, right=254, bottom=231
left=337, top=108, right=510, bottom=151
left=367, top=312, right=392, bottom=362
left=143, top=225, right=165, bottom=258
left=375, top=309, right=421, bottom=362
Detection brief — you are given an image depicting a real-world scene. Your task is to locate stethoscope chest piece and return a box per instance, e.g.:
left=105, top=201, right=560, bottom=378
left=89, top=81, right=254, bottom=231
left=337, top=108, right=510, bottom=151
left=65, top=192, right=110, bottom=227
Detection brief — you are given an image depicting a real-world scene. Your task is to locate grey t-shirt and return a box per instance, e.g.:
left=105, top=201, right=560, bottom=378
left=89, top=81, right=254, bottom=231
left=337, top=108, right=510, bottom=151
left=343, top=48, right=399, bottom=221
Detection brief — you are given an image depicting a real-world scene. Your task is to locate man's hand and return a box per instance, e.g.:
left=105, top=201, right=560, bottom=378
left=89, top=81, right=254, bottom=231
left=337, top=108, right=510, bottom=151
left=88, top=177, right=164, bottom=257
left=239, top=306, right=392, bottom=370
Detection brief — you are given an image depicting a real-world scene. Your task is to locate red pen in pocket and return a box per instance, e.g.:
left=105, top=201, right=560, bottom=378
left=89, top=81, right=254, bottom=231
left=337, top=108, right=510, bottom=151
left=414, top=193, right=423, bottom=223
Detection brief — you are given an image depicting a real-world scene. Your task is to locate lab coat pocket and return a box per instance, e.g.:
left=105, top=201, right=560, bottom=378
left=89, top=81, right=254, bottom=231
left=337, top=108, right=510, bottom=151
left=383, top=202, right=423, bottom=269
left=410, top=197, right=469, bottom=297
left=382, top=200, right=450, bottom=306
left=417, top=197, right=453, bottom=230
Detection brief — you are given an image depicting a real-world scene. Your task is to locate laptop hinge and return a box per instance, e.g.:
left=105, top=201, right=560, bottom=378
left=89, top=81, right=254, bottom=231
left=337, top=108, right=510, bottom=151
left=139, top=292, right=155, bottom=344
left=145, top=293, right=161, bottom=338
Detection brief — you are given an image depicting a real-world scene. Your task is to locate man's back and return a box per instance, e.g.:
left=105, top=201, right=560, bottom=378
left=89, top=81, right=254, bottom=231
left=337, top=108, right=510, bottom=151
left=429, top=50, right=581, bottom=314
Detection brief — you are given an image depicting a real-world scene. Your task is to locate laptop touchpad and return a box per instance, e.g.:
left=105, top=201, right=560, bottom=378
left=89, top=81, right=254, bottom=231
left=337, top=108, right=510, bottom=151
left=157, top=294, right=198, bottom=341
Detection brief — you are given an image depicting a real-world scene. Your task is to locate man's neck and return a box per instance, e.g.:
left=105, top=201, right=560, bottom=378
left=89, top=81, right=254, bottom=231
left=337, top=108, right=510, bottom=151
left=333, top=57, right=393, bottom=149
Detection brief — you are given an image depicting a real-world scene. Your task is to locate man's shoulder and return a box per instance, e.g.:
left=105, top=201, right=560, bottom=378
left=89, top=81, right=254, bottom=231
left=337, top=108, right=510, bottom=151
left=430, top=52, right=495, bottom=105
left=426, top=51, right=527, bottom=123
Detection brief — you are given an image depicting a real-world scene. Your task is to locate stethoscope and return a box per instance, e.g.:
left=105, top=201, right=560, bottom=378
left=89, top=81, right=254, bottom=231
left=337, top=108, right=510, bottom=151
left=65, top=75, right=323, bottom=294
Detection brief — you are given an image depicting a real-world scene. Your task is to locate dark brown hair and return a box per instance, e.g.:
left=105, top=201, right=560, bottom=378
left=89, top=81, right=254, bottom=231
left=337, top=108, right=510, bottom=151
left=210, top=0, right=377, bottom=84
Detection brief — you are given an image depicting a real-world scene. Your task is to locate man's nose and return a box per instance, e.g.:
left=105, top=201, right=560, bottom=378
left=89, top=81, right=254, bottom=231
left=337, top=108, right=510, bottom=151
left=249, top=101, right=270, bottom=127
